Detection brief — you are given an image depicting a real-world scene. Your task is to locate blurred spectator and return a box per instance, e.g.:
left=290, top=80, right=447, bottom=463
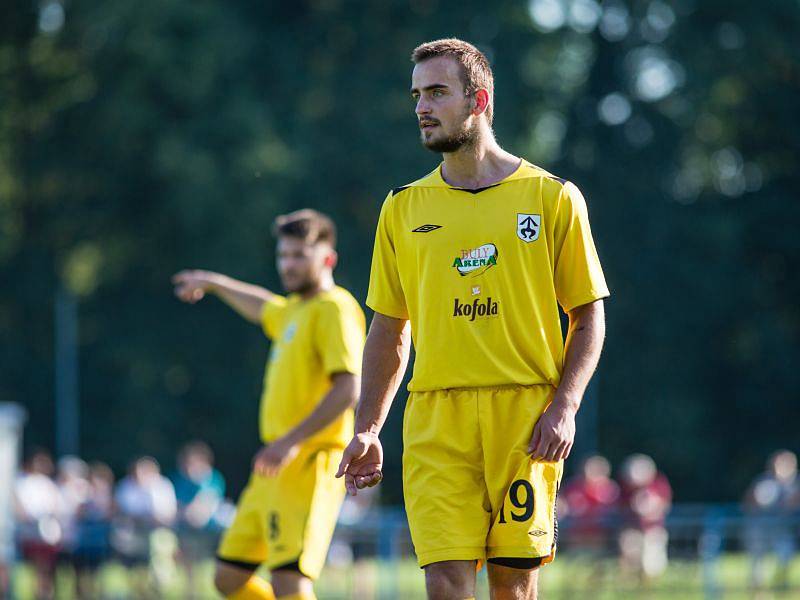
left=742, top=449, right=800, bottom=589
left=115, top=456, right=177, bottom=528
left=560, top=455, right=620, bottom=552
left=171, top=441, right=225, bottom=530
left=170, top=441, right=227, bottom=592
left=72, top=462, right=115, bottom=598
left=617, top=453, right=672, bottom=580
left=55, top=456, right=91, bottom=561
left=112, top=456, right=178, bottom=594
left=14, top=449, right=62, bottom=600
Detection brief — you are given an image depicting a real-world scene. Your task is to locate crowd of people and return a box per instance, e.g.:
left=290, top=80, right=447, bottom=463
left=557, top=450, right=800, bottom=587
left=11, top=442, right=232, bottom=598
left=9, top=446, right=800, bottom=596
left=558, top=453, right=673, bottom=581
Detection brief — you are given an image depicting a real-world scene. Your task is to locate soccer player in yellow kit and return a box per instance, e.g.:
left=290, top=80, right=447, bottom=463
left=173, top=210, right=365, bottom=600
left=337, top=39, right=609, bottom=599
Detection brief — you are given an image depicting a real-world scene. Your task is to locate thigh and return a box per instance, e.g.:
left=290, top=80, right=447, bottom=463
left=403, top=389, right=490, bottom=568
left=481, top=386, right=563, bottom=565
left=218, top=447, right=344, bottom=579
left=216, top=475, right=270, bottom=568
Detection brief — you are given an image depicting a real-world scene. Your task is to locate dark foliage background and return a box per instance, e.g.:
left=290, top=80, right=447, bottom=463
left=3, top=0, right=798, bottom=503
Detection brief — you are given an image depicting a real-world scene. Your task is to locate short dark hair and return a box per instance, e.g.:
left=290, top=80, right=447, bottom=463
left=179, top=440, right=214, bottom=464
left=411, top=38, right=494, bottom=124
left=272, top=209, right=337, bottom=249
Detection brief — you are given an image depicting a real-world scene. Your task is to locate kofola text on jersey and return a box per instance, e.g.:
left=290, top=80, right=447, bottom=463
left=452, top=297, right=499, bottom=321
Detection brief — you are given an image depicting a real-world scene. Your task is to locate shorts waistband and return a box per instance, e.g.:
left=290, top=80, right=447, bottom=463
left=409, top=383, right=556, bottom=395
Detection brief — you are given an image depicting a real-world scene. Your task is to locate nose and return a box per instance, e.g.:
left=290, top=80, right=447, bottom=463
left=415, top=97, right=431, bottom=117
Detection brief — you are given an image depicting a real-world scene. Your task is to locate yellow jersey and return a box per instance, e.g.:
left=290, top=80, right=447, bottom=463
left=366, top=160, right=609, bottom=392
left=259, top=286, right=365, bottom=447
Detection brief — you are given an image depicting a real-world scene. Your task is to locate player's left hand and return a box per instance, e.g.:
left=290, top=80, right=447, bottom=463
left=253, top=439, right=300, bottom=477
left=527, top=401, right=576, bottom=462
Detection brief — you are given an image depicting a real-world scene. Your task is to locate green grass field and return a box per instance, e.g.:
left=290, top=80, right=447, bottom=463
left=10, top=554, right=800, bottom=599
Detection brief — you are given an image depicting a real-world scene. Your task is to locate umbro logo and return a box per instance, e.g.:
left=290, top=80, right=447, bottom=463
left=528, top=529, right=547, bottom=537
left=412, top=224, right=442, bottom=233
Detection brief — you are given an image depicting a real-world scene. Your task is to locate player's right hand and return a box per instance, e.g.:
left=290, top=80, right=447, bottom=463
left=336, top=432, right=384, bottom=496
left=171, top=270, right=216, bottom=304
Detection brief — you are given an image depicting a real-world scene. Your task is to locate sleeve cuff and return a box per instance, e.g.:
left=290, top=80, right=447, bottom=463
left=560, top=290, right=610, bottom=313
left=324, top=363, right=361, bottom=377
left=366, top=299, right=409, bottom=320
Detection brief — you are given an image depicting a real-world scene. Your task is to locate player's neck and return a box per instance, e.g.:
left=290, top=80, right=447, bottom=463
left=299, top=273, right=335, bottom=300
left=440, top=130, right=520, bottom=190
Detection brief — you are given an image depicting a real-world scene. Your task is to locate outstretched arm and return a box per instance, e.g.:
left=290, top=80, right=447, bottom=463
left=254, top=372, right=360, bottom=477
left=172, top=269, right=274, bottom=324
left=529, top=299, right=606, bottom=461
left=336, top=313, right=411, bottom=495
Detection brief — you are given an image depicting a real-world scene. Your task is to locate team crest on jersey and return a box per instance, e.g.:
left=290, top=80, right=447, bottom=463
left=517, top=214, right=541, bottom=242
left=452, top=243, right=498, bottom=277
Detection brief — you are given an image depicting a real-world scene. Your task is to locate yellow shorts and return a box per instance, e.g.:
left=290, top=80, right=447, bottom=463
left=403, top=385, right=563, bottom=568
left=216, top=445, right=344, bottom=579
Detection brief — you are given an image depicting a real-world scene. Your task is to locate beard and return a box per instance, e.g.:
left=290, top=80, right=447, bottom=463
left=422, top=126, right=477, bottom=153
left=421, top=107, right=479, bottom=153
left=282, top=275, right=316, bottom=295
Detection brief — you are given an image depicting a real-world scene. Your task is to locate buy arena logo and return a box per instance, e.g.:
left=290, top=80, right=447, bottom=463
left=452, top=243, right=498, bottom=277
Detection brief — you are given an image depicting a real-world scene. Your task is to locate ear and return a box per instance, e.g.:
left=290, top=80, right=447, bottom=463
left=324, top=249, right=338, bottom=270
left=472, top=89, right=490, bottom=117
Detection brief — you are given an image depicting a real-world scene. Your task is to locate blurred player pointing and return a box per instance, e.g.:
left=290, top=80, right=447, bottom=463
left=174, top=209, right=365, bottom=600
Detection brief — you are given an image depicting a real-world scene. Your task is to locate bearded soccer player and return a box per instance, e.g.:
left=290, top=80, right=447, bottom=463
left=336, top=39, right=609, bottom=599
left=173, top=210, right=365, bottom=600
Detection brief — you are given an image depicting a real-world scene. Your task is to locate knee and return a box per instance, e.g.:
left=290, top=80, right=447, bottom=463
left=270, top=569, right=311, bottom=597
left=425, top=561, right=475, bottom=600
left=213, top=562, right=254, bottom=596
left=487, top=563, right=538, bottom=599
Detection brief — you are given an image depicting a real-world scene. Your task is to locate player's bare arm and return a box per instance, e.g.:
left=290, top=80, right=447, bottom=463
left=529, top=299, right=606, bottom=462
left=336, top=313, right=411, bottom=495
left=171, top=269, right=273, bottom=323
left=253, top=371, right=359, bottom=477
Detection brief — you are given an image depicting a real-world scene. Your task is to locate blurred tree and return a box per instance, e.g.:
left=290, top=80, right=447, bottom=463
left=1, top=0, right=798, bottom=501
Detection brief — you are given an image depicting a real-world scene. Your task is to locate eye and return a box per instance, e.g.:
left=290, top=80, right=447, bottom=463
left=432, top=89, right=443, bottom=97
